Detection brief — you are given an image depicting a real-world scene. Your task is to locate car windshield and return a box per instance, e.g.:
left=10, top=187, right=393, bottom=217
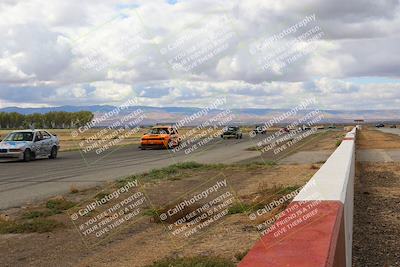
left=228, top=127, right=237, bottom=131
left=150, top=128, right=169, bottom=134
left=4, top=132, right=34, bottom=142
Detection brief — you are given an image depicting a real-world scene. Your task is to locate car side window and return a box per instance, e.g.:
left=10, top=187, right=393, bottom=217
left=26, top=133, right=34, bottom=141
left=35, top=132, right=43, bottom=141
left=41, top=131, right=51, bottom=139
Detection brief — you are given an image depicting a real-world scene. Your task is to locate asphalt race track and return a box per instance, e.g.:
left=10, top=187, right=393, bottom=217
left=0, top=134, right=269, bottom=209
left=376, top=127, right=400, bottom=136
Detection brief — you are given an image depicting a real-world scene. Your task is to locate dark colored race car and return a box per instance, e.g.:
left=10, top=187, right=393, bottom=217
left=221, top=126, right=243, bottom=139
left=252, top=125, right=267, bottom=135
left=375, top=123, right=385, bottom=128
left=281, top=127, right=290, bottom=133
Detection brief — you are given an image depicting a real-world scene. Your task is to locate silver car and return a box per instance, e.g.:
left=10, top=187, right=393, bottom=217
left=0, top=130, right=60, bottom=162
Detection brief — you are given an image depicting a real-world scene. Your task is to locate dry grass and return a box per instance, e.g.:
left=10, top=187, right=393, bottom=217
left=0, top=129, right=143, bottom=151
left=310, top=164, right=320, bottom=169
left=69, top=185, right=79, bottom=194
left=357, top=128, right=400, bottom=149
left=300, top=130, right=346, bottom=151
left=0, top=218, right=62, bottom=234
left=56, top=129, right=144, bottom=151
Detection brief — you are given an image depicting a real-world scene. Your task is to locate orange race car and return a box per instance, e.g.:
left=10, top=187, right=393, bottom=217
left=140, top=125, right=180, bottom=150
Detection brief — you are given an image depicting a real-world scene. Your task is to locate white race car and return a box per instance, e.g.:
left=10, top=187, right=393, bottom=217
left=0, top=130, right=60, bottom=162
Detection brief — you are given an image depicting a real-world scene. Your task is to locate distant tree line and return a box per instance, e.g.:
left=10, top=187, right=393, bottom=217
left=0, top=111, right=94, bottom=129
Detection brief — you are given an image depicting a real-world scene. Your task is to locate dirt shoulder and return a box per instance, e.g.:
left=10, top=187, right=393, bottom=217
left=353, top=162, right=400, bottom=267
left=353, top=128, right=400, bottom=267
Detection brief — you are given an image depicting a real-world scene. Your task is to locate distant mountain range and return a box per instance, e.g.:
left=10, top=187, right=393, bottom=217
left=1, top=105, right=399, bottom=125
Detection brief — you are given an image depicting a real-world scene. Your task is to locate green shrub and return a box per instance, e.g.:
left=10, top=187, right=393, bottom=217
left=0, top=218, right=62, bottom=234
left=242, top=161, right=276, bottom=169
left=95, top=191, right=110, bottom=201
left=234, top=250, right=249, bottom=261
left=143, top=208, right=161, bottom=217
left=22, top=210, right=53, bottom=219
left=228, top=202, right=252, bottom=214
left=46, top=199, right=76, bottom=214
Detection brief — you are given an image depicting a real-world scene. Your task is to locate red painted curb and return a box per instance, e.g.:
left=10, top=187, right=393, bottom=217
left=239, top=201, right=345, bottom=267
left=342, top=137, right=354, bottom=141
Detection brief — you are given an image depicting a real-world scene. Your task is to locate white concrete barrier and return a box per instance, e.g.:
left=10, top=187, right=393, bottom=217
left=294, top=127, right=356, bottom=267
left=239, top=127, right=357, bottom=267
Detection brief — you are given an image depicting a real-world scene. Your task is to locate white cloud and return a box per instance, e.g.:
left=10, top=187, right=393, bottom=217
left=1, top=0, right=400, bottom=109
left=0, top=53, right=35, bottom=82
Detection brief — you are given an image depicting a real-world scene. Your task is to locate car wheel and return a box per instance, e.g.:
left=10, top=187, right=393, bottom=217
left=167, top=140, right=173, bottom=149
left=23, top=149, right=32, bottom=162
left=49, top=146, right=58, bottom=159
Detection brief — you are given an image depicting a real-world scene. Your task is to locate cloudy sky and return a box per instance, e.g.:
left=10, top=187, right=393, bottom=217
left=1, top=0, right=400, bottom=110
